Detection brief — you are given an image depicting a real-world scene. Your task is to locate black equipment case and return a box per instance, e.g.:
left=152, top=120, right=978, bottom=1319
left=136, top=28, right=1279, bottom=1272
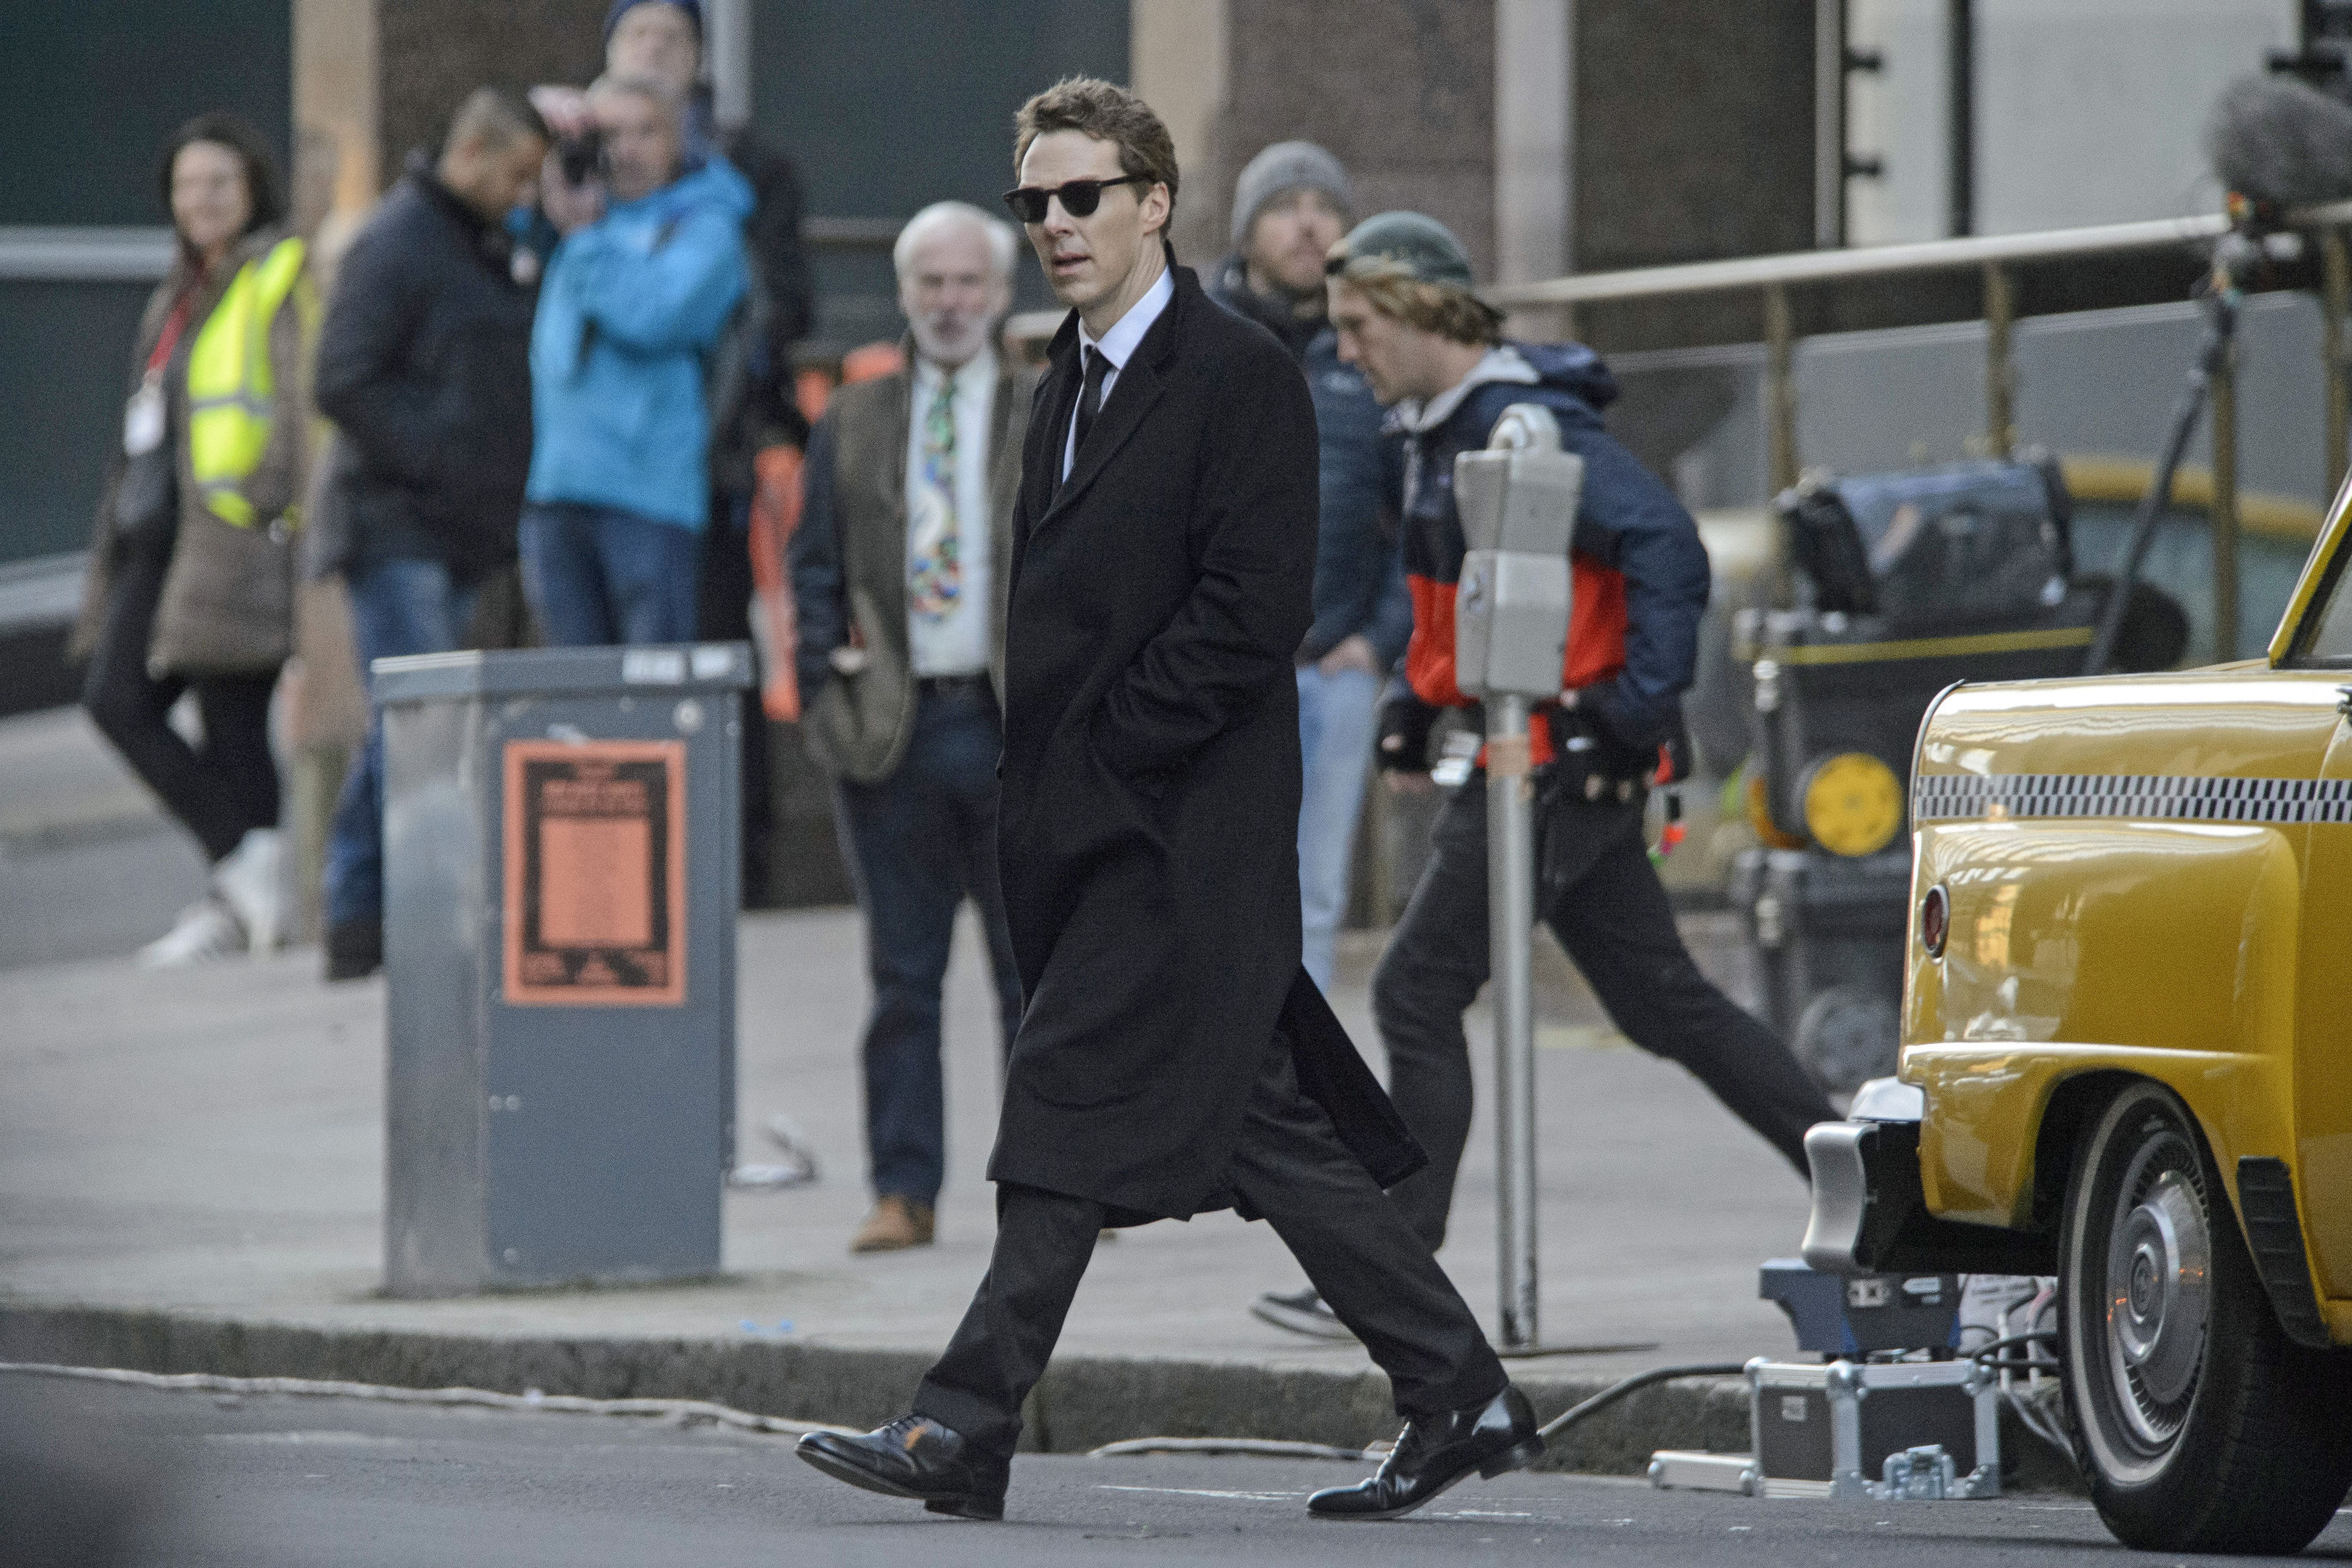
left=1736, top=457, right=2119, bottom=1093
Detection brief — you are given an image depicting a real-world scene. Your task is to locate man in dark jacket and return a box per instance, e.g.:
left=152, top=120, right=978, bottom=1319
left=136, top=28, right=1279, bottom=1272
left=1205, top=141, right=1410, bottom=999
left=316, top=88, right=548, bottom=980
left=1313, top=213, right=1834, bottom=1309
left=795, top=78, right=1541, bottom=1527
left=695, top=110, right=808, bottom=903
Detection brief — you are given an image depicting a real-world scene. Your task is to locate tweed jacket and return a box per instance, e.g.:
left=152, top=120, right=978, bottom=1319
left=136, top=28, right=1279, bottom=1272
left=790, top=350, right=1034, bottom=783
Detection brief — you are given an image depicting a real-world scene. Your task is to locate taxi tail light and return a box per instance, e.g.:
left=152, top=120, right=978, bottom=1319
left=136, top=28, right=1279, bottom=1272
left=1919, top=883, right=1949, bottom=957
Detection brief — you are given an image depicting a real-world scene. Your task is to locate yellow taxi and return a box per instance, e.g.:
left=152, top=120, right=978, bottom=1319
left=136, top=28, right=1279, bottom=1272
left=1802, top=480, right=2352, bottom=1554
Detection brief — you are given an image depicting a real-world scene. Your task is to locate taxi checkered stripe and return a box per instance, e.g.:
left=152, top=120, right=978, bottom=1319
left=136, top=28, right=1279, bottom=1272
left=1913, top=772, right=2352, bottom=825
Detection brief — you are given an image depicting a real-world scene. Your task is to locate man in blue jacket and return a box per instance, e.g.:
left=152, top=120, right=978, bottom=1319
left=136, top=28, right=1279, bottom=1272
left=1205, top=142, right=1410, bottom=999
left=522, top=75, right=748, bottom=645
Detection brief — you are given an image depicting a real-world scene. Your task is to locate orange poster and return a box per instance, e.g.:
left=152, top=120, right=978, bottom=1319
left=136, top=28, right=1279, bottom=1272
left=502, top=739, right=686, bottom=1006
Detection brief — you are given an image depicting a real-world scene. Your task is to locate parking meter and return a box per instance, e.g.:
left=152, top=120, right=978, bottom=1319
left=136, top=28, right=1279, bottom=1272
left=1451, top=403, right=1581, bottom=1351
left=1452, top=403, right=1580, bottom=700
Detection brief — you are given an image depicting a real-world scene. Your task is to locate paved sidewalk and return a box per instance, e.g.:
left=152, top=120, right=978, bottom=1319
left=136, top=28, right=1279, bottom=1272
left=0, top=708, right=207, bottom=969
left=0, top=887, right=1816, bottom=1421
left=0, top=686, right=1814, bottom=1455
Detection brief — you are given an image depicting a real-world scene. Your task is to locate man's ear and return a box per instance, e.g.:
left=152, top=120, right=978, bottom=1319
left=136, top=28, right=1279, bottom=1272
left=1139, top=181, right=1172, bottom=237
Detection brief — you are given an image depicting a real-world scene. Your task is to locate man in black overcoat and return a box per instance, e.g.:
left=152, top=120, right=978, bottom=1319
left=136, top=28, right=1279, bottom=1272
left=796, top=78, right=1542, bottom=1525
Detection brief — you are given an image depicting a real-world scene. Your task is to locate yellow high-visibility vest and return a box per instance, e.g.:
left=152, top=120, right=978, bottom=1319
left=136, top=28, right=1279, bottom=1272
left=186, top=236, right=318, bottom=528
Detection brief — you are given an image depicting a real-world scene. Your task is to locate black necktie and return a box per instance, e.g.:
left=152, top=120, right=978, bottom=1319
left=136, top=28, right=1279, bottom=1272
left=1072, top=346, right=1108, bottom=462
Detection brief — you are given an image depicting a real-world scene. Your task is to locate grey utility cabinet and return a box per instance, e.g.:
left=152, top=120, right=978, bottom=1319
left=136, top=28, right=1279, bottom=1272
left=375, top=643, right=751, bottom=1297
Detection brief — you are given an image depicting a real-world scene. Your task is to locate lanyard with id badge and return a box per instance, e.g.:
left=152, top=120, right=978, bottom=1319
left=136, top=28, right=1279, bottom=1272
left=123, top=372, right=167, bottom=457
left=113, top=288, right=196, bottom=547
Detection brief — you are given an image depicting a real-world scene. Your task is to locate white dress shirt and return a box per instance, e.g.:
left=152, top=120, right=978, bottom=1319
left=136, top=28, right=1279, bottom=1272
left=905, top=349, right=997, bottom=677
left=1061, top=264, right=1174, bottom=481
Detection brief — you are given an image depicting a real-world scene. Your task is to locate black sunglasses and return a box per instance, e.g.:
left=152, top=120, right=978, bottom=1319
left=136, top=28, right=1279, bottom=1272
left=1002, top=174, right=1148, bottom=224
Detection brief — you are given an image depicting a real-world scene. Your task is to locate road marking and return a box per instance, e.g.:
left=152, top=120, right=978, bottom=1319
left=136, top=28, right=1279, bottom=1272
left=205, top=1431, right=412, bottom=1446
left=1434, top=1510, right=1538, bottom=1519
left=1096, top=1485, right=1302, bottom=1502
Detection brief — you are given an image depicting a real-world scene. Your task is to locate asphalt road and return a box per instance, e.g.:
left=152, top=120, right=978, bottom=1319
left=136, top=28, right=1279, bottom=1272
left=10, top=1376, right=2351, bottom=1567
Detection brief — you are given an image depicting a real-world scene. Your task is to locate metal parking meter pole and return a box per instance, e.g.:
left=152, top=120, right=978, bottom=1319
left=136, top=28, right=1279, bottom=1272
left=1486, top=693, right=1539, bottom=1347
left=1453, top=406, right=1580, bottom=1353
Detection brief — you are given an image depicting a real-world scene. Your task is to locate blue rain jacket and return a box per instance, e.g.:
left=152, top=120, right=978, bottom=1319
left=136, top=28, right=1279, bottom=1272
left=526, top=159, right=751, bottom=530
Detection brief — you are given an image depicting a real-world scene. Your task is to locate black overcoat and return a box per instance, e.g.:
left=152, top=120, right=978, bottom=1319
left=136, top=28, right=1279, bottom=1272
left=989, top=262, right=1425, bottom=1220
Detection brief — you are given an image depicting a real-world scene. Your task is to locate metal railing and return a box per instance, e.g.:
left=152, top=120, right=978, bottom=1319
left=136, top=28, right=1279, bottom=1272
left=0, top=215, right=899, bottom=287
left=0, top=226, right=177, bottom=281
left=1484, top=198, right=2352, bottom=661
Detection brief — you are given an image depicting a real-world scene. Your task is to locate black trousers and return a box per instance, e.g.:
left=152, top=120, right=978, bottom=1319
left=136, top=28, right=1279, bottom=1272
left=81, top=543, right=280, bottom=865
left=912, top=1036, right=1508, bottom=1461
left=697, top=496, right=775, bottom=904
left=1372, top=780, right=1834, bottom=1253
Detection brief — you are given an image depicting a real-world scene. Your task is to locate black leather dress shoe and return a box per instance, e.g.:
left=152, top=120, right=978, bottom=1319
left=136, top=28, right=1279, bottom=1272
left=1307, top=1386, right=1544, bottom=1521
left=796, top=1414, right=1008, bottom=1520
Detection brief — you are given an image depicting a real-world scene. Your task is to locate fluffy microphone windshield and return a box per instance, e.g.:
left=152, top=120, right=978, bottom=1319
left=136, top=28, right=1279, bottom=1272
left=2208, top=73, right=2352, bottom=207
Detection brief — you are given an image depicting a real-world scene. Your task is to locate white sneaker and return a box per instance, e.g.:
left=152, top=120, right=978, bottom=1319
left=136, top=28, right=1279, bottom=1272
left=138, top=896, right=248, bottom=967
left=212, top=828, right=285, bottom=955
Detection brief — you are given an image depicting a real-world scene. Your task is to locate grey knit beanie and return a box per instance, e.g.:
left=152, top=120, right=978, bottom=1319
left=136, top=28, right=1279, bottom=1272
left=1229, top=141, right=1354, bottom=249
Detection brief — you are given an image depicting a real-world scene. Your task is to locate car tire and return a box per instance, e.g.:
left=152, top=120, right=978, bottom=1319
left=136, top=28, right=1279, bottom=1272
left=2059, top=1080, right=2352, bottom=1553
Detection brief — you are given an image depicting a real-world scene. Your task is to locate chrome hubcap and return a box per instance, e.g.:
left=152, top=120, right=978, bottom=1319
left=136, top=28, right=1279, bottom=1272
left=2104, top=1152, right=2210, bottom=1446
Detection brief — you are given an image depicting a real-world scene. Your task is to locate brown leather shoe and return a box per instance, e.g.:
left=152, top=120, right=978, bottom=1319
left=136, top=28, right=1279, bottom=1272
left=851, top=1196, right=936, bottom=1254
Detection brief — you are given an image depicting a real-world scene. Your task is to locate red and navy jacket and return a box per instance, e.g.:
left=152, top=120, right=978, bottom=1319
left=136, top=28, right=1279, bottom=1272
left=1395, top=341, right=1710, bottom=764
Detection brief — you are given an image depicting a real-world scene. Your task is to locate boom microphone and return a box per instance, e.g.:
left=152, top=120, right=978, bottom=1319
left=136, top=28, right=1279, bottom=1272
left=2206, top=73, right=2352, bottom=208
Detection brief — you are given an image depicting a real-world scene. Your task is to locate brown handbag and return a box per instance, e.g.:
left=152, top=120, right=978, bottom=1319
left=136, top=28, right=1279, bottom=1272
left=145, top=503, right=295, bottom=677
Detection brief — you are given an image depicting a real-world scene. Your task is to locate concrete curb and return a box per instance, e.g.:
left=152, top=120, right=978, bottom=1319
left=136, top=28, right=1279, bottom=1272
left=0, top=1303, right=1747, bottom=1473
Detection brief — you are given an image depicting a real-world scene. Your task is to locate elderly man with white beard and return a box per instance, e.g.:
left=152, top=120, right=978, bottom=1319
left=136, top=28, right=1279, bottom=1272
left=788, top=203, right=1035, bottom=1254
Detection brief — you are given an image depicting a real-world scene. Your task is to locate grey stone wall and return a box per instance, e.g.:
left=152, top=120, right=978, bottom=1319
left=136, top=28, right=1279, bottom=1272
left=375, top=0, right=605, bottom=179
left=1570, top=0, right=1818, bottom=354
left=1188, top=0, right=1496, bottom=277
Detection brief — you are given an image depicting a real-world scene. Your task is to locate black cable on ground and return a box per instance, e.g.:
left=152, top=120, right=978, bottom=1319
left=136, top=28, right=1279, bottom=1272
left=1536, top=1363, right=1749, bottom=1443
left=6, top=1357, right=1771, bottom=1467
left=1968, top=1332, right=2061, bottom=1373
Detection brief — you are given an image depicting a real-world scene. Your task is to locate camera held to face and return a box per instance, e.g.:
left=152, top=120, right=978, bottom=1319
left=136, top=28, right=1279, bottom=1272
left=555, top=128, right=604, bottom=188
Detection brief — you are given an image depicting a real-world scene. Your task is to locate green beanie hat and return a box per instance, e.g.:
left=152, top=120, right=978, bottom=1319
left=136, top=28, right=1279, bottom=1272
left=1325, top=211, right=1477, bottom=290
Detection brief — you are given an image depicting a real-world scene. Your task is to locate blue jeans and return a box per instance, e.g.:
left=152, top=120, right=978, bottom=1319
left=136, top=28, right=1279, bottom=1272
left=834, top=682, right=1024, bottom=1206
left=1295, top=664, right=1382, bottom=992
left=323, top=558, right=482, bottom=928
left=519, top=500, right=700, bottom=646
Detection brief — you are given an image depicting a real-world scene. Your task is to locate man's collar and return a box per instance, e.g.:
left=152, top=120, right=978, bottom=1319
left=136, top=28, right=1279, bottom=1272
left=914, top=346, right=997, bottom=393
left=410, top=157, right=510, bottom=252
left=1394, top=344, right=1538, bottom=435
left=1077, top=264, right=1174, bottom=369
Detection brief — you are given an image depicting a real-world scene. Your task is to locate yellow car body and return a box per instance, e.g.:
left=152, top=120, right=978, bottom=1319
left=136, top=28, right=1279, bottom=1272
left=1899, top=482, right=2352, bottom=1342
left=1797, top=475, right=2352, bottom=1551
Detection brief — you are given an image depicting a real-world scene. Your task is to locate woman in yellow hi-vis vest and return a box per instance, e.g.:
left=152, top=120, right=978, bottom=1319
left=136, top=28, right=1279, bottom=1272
left=70, top=114, right=319, bottom=965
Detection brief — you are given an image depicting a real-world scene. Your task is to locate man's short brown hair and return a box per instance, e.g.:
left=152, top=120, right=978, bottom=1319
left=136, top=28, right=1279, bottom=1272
left=1329, top=256, right=1504, bottom=346
left=1013, top=77, right=1180, bottom=221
